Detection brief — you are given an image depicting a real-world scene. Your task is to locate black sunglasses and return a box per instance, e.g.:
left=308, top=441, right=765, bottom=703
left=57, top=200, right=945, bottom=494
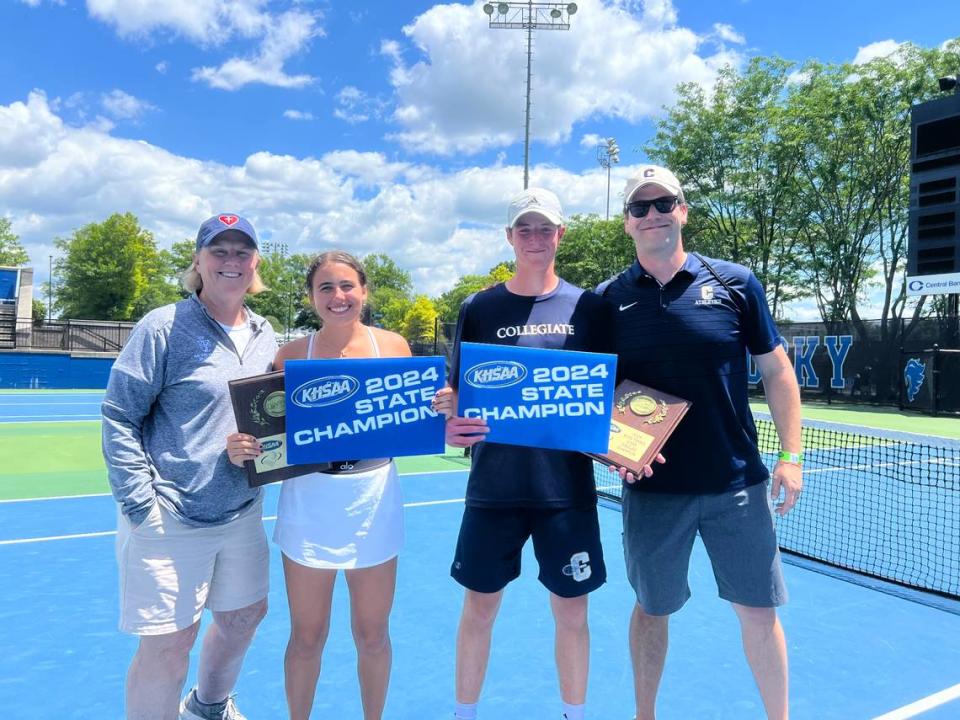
left=626, top=196, right=680, bottom=218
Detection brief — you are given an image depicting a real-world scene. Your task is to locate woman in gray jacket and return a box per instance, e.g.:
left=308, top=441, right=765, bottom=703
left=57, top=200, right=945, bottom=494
left=102, top=213, right=277, bottom=720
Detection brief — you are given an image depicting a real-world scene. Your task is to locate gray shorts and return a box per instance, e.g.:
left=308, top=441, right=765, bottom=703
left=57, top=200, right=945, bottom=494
left=622, top=482, right=787, bottom=615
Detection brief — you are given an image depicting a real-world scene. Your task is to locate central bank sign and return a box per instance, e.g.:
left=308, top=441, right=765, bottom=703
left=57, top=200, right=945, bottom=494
left=905, top=272, right=960, bottom=297
left=748, top=335, right=853, bottom=389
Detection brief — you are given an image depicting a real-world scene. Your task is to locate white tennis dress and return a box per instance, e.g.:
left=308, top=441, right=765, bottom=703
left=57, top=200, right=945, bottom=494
left=273, top=328, right=404, bottom=569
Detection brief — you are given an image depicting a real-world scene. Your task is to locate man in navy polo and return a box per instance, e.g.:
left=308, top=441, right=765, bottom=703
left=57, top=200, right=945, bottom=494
left=598, top=165, right=802, bottom=720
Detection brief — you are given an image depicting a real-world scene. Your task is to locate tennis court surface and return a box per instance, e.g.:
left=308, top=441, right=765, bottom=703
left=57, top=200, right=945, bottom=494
left=1, top=391, right=959, bottom=719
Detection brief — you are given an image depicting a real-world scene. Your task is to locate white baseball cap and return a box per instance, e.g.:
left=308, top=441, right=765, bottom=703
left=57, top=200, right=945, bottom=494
left=506, top=187, right=565, bottom=228
left=623, top=165, right=685, bottom=206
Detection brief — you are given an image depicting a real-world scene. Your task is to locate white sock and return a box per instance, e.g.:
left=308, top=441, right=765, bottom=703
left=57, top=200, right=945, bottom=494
left=561, top=702, right=585, bottom=720
left=454, top=701, right=478, bottom=719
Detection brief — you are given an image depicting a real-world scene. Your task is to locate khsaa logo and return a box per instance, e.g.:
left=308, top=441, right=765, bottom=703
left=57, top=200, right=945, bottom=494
left=291, top=375, right=360, bottom=408
left=464, top=360, right=527, bottom=389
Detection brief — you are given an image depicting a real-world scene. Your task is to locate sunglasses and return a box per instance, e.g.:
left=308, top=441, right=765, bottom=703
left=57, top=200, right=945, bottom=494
left=626, top=196, right=680, bottom=218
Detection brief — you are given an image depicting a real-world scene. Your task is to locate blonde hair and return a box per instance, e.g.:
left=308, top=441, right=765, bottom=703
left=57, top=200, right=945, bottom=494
left=180, top=257, right=267, bottom=295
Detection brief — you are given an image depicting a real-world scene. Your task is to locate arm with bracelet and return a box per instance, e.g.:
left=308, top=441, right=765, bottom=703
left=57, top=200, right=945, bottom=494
left=753, top=346, right=803, bottom=516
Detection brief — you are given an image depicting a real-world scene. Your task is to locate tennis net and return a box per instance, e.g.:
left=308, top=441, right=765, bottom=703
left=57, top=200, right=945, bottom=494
left=594, top=413, right=960, bottom=599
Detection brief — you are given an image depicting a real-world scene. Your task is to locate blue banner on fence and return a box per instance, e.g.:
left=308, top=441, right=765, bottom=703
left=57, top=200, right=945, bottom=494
left=285, top=356, right=446, bottom=464
left=456, top=342, right=617, bottom=453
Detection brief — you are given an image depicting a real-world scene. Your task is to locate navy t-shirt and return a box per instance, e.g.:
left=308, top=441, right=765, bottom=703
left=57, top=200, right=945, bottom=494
left=450, top=279, right=613, bottom=508
left=599, top=254, right=780, bottom=495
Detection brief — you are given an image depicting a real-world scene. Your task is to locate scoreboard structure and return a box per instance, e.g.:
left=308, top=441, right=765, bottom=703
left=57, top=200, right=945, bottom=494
left=907, top=86, right=960, bottom=297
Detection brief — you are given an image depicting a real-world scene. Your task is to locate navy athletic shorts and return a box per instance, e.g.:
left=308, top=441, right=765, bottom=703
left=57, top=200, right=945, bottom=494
left=451, top=505, right=606, bottom=598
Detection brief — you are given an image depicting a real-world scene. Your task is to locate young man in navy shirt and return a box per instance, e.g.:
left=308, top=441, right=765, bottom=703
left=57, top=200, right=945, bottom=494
left=438, top=188, right=613, bottom=720
left=599, top=165, right=802, bottom=720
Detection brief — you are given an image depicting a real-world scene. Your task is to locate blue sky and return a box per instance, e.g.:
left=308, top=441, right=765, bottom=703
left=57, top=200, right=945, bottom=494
left=1, top=0, right=957, bottom=314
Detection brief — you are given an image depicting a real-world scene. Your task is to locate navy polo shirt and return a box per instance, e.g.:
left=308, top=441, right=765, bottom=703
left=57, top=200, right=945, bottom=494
left=599, top=254, right=780, bottom=495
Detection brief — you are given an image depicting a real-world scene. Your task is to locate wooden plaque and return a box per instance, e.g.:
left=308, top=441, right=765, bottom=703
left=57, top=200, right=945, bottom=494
left=228, top=370, right=332, bottom=487
left=585, top=379, right=691, bottom=475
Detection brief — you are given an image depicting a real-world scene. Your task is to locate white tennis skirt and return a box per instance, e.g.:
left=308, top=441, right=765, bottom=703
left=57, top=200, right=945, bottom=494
left=273, top=461, right=404, bottom=569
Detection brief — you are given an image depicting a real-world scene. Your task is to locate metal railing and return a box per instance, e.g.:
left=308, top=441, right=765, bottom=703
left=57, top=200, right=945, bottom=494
left=6, top=319, right=135, bottom=353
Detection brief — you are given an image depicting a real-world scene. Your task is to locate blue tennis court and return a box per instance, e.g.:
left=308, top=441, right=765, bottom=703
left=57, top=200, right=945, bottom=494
left=0, top=390, right=104, bottom=423
left=2, top=470, right=960, bottom=719
left=2, top=393, right=959, bottom=718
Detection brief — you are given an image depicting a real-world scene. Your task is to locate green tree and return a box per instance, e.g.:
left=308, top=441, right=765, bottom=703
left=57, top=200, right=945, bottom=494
left=646, top=58, right=807, bottom=318
left=363, top=253, right=414, bottom=331
left=434, top=261, right=522, bottom=326
left=32, top=298, right=46, bottom=325
left=160, top=239, right=196, bottom=298
left=54, top=213, right=179, bottom=320
left=402, top=294, right=438, bottom=346
left=247, top=251, right=311, bottom=333
left=435, top=274, right=490, bottom=325
left=364, top=253, right=413, bottom=294
left=555, top=214, right=635, bottom=290
left=0, top=218, right=29, bottom=266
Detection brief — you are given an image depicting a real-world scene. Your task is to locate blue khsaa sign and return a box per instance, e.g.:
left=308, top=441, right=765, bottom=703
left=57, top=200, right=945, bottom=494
left=457, top=342, right=617, bottom=453
left=285, top=356, right=446, bottom=464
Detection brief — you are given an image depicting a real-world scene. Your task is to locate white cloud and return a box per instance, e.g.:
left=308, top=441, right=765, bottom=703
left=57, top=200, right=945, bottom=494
left=852, top=40, right=903, bottom=65
left=19, top=0, right=64, bottom=6
left=711, top=23, right=745, bottom=45
left=333, top=86, right=387, bottom=124
left=191, top=10, right=319, bottom=90
left=580, top=133, right=605, bottom=149
left=155, top=61, right=169, bottom=74
left=0, top=91, right=637, bottom=296
left=85, top=2, right=322, bottom=91
left=85, top=0, right=267, bottom=43
left=384, top=0, right=744, bottom=155
left=101, top=90, right=157, bottom=120
left=283, top=109, right=314, bottom=121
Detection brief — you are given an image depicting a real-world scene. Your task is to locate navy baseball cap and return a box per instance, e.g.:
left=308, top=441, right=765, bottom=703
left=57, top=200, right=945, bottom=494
left=195, top=214, right=259, bottom=251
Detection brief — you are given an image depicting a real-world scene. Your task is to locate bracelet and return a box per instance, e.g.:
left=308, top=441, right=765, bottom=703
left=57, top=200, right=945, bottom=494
left=777, top=451, right=803, bottom=466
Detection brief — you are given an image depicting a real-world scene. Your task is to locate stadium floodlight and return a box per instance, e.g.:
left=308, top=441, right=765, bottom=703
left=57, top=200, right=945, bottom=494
left=483, top=1, right=577, bottom=189
left=597, top=137, right=620, bottom=220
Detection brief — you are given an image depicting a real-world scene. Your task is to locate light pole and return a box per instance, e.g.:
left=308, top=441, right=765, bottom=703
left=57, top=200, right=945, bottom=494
left=483, top=1, right=578, bottom=189
left=596, top=137, right=620, bottom=220
left=262, top=241, right=292, bottom=341
left=47, top=255, right=53, bottom=321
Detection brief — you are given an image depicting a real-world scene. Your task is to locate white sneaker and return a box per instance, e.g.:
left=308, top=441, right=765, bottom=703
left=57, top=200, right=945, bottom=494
left=178, top=688, right=247, bottom=720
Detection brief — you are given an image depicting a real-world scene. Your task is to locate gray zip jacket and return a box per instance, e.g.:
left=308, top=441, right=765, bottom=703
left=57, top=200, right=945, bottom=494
left=102, top=294, right=277, bottom=527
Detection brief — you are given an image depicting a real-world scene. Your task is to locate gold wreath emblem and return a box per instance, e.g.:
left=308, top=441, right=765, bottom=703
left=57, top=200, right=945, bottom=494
left=643, top=399, right=668, bottom=425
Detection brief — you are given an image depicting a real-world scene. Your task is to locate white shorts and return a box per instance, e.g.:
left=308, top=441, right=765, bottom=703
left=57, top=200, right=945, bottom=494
left=274, top=461, right=404, bottom=570
left=116, top=498, right=269, bottom=635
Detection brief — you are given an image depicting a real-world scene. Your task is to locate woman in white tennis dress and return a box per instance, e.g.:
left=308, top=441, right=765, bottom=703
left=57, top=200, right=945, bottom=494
left=227, top=250, right=410, bottom=720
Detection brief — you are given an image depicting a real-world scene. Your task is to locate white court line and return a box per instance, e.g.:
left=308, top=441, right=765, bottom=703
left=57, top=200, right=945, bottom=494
left=0, top=492, right=115, bottom=503
left=871, top=682, right=960, bottom=719
left=0, top=498, right=466, bottom=546
left=0, top=468, right=468, bottom=505
left=0, top=401, right=103, bottom=406
left=0, top=415, right=101, bottom=421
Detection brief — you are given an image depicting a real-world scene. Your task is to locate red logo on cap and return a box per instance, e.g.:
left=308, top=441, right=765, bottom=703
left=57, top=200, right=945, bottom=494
left=218, top=215, right=239, bottom=226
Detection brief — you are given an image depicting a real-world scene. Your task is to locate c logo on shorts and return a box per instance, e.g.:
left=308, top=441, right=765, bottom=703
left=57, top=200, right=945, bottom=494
left=562, top=551, right=592, bottom=582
